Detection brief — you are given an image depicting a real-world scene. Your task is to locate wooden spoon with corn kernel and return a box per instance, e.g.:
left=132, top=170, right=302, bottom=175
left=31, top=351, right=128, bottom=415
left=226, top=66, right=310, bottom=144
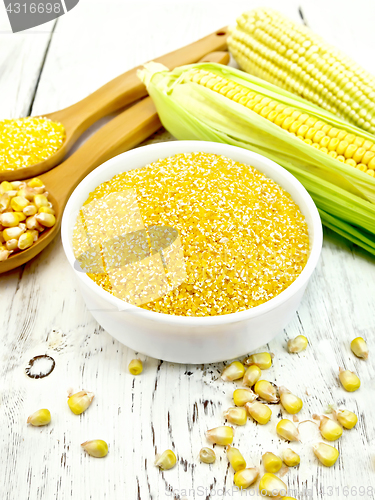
left=0, top=51, right=230, bottom=274
left=0, top=28, right=228, bottom=183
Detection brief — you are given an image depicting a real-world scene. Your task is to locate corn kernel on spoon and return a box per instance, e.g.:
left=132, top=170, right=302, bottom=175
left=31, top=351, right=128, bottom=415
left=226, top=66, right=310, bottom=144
left=0, top=51, right=230, bottom=274
left=0, top=28, right=228, bottom=183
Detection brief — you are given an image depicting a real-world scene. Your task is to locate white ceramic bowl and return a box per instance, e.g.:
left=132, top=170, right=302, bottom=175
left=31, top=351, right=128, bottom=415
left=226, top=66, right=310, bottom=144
left=62, top=141, right=322, bottom=363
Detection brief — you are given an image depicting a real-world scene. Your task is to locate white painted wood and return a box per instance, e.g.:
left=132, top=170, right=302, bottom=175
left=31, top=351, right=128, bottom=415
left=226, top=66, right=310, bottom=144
left=0, top=9, right=55, bottom=118
left=1, top=1, right=375, bottom=499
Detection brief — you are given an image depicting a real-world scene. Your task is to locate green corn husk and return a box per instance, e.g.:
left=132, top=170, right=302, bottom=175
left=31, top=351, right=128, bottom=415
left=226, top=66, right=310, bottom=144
left=139, top=62, right=375, bottom=255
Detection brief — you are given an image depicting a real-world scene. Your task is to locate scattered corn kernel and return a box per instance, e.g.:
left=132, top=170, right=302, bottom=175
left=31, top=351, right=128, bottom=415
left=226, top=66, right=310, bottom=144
left=128, top=359, right=143, bottom=375
left=227, top=446, right=246, bottom=472
left=224, top=406, right=248, bottom=426
left=339, top=368, right=361, bottom=392
left=245, top=401, right=272, bottom=425
left=259, top=473, right=287, bottom=497
left=262, top=452, right=282, bottom=473
left=254, top=380, right=279, bottom=403
left=276, top=419, right=299, bottom=441
left=221, top=361, right=246, bottom=381
left=27, top=408, right=51, bottom=426
left=234, top=468, right=259, bottom=489
left=155, top=449, right=176, bottom=470
left=206, top=426, right=234, bottom=445
left=81, top=439, right=108, bottom=458
left=318, top=415, right=343, bottom=441
left=350, top=337, right=369, bottom=360
left=243, top=365, right=261, bottom=387
left=313, top=442, right=339, bottom=467
left=233, top=388, right=258, bottom=406
left=283, top=448, right=300, bottom=467
left=279, top=386, right=303, bottom=414
left=199, top=447, right=216, bottom=464
left=244, top=352, right=272, bottom=369
left=68, top=390, right=95, bottom=415
left=0, top=117, right=65, bottom=171
left=334, top=409, right=358, bottom=429
left=287, top=335, right=308, bottom=353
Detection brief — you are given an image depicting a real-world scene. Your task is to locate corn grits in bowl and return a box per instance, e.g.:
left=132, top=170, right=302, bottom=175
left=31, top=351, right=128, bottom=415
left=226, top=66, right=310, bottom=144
left=62, top=141, right=322, bottom=363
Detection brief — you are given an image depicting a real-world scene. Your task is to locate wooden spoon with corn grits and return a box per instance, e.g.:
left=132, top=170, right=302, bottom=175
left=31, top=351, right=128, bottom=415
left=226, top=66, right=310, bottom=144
left=1, top=28, right=228, bottom=183
left=0, top=51, right=230, bottom=274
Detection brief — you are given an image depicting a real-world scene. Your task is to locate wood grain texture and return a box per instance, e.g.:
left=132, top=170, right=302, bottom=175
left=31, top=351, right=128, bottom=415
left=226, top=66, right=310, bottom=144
left=1, top=1, right=375, bottom=499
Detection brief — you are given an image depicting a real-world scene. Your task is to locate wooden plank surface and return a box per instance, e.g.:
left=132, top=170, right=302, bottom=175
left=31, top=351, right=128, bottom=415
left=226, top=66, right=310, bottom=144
left=1, top=1, right=375, bottom=499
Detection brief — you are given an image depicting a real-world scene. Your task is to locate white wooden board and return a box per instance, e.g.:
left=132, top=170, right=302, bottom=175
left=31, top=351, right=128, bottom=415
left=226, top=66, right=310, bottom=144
left=0, top=1, right=374, bottom=499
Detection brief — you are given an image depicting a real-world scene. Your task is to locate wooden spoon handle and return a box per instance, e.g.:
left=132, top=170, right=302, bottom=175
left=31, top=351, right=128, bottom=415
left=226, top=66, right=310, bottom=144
left=42, top=51, right=230, bottom=208
left=48, top=28, right=228, bottom=134
left=42, top=97, right=161, bottom=207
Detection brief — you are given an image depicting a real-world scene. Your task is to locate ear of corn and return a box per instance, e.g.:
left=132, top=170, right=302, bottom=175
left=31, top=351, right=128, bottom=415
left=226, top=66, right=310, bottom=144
left=139, top=61, right=375, bottom=255
left=228, top=8, right=375, bottom=135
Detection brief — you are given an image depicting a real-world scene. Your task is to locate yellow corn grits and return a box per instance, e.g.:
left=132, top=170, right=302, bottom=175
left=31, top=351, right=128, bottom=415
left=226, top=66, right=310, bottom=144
left=0, top=117, right=65, bottom=171
left=81, top=152, right=309, bottom=316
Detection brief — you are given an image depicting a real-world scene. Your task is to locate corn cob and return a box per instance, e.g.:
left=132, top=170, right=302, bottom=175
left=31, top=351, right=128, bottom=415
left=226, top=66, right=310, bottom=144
left=228, top=8, right=375, bottom=134
left=187, top=69, right=375, bottom=177
left=139, top=62, right=375, bottom=255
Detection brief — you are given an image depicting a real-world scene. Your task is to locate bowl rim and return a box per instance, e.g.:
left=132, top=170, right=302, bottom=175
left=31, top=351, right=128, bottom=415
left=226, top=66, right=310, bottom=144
left=61, top=140, right=322, bottom=327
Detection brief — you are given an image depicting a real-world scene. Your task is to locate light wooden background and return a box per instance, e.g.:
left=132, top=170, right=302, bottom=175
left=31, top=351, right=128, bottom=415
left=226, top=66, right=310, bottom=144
left=1, top=1, right=375, bottom=499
